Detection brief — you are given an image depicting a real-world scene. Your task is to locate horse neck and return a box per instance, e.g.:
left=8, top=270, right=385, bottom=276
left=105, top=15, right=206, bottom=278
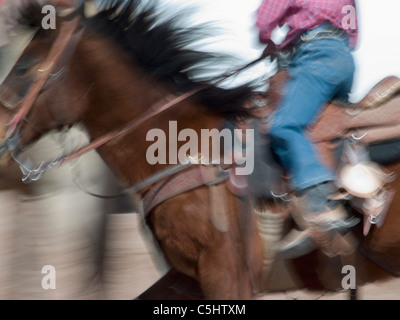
left=76, top=34, right=223, bottom=189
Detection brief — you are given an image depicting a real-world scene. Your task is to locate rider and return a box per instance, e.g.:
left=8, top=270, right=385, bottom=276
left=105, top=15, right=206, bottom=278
left=256, top=0, right=359, bottom=257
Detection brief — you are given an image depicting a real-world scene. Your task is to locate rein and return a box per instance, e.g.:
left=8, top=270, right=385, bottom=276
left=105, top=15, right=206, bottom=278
left=4, top=24, right=266, bottom=184
left=54, top=52, right=266, bottom=164
left=8, top=85, right=208, bottom=183
left=2, top=15, right=266, bottom=190
left=6, top=16, right=82, bottom=139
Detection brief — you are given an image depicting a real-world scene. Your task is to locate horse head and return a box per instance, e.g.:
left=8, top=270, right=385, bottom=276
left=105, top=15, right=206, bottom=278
left=0, top=5, right=85, bottom=171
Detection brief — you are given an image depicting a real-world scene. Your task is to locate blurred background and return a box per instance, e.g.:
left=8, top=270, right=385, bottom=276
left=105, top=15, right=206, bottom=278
left=0, top=0, right=400, bottom=300
left=162, top=0, right=400, bottom=102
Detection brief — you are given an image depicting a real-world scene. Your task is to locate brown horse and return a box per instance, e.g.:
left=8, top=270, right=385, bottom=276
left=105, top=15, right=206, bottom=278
left=0, top=0, right=265, bottom=300
left=1, top=0, right=400, bottom=300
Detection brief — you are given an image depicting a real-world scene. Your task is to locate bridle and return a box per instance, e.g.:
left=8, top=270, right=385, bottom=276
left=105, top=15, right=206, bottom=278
left=6, top=16, right=82, bottom=139
left=0, top=15, right=207, bottom=183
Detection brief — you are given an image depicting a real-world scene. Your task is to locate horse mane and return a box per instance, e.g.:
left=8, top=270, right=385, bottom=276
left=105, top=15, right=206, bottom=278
left=19, top=0, right=258, bottom=119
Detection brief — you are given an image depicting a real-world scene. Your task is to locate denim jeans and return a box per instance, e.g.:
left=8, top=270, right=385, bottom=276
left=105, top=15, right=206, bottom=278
left=269, top=37, right=355, bottom=190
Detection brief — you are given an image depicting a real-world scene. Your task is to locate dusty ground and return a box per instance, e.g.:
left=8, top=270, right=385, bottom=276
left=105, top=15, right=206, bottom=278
left=104, top=214, right=400, bottom=301
left=101, top=212, right=400, bottom=301
left=1, top=198, right=399, bottom=300
left=108, top=214, right=400, bottom=301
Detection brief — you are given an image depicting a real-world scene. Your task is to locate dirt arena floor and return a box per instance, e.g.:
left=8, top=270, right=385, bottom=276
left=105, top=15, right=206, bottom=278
left=107, top=214, right=400, bottom=301
left=97, top=214, right=400, bottom=301
left=1, top=201, right=399, bottom=300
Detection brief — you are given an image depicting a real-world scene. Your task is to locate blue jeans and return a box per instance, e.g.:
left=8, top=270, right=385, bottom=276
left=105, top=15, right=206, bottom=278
left=269, top=37, right=355, bottom=190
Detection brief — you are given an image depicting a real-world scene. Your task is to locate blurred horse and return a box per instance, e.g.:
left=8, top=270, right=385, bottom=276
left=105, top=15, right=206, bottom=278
left=2, top=0, right=400, bottom=300
left=0, top=0, right=264, bottom=299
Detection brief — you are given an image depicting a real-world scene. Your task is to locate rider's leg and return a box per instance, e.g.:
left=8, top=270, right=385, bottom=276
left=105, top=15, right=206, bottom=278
left=268, top=38, right=356, bottom=257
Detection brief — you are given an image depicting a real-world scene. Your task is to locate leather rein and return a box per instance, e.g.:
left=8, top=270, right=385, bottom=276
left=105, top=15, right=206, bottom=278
left=1, top=15, right=264, bottom=199
left=3, top=17, right=205, bottom=182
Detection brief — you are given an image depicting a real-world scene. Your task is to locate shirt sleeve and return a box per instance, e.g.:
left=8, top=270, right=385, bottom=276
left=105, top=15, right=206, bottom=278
left=256, top=0, right=291, bottom=43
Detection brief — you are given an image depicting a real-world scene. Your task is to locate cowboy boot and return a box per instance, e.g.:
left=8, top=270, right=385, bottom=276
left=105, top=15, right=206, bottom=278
left=276, top=181, right=359, bottom=259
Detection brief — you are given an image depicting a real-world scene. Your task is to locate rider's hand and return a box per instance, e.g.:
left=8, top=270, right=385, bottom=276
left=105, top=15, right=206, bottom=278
left=261, top=40, right=278, bottom=60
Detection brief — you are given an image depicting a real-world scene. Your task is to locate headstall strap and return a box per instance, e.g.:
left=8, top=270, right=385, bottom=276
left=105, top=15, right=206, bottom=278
left=2, top=17, right=269, bottom=203
left=5, top=26, right=266, bottom=173
left=6, top=16, right=81, bottom=139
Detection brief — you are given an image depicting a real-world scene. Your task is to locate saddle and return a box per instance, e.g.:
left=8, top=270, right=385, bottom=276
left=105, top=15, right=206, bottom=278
left=230, top=72, right=400, bottom=262
left=308, top=75, right=400, bottom=238
left=310, top=75, right=400, bottom=144
left=232, top=73, right=400, bottom=191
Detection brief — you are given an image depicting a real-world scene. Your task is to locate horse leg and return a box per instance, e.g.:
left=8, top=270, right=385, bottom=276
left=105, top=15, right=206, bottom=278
left=197, top=237, right=254, bottom=300
left=151, top=226, right=255, bottom=300
left=350, top=288, right=357, bottom=300
left=197, top=194, right=261, bottom=299
left=135, top=268, right=204, bottom=300
left=147, top=188, right=261, bottom=300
